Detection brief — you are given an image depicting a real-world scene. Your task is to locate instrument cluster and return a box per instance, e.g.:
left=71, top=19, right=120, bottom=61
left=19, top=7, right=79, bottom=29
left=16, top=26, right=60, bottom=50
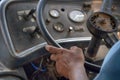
left=4, top=0, right=96, bottom=54
left=2, top=0, right=120, bottom=55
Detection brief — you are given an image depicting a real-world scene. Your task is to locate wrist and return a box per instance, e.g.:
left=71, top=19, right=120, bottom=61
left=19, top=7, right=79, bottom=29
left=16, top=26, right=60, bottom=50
left=69, top=62, right=84, bottom=71
left=68, top=64, right=88, bottom=80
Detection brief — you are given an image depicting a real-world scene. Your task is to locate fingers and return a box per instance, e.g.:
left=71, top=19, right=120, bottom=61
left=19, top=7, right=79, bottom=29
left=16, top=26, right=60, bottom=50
left=45, top=45, right=62, bottom=54
left=45, top=45, right=69, bottom=61
left=46, top=45, right=83, bottom=55
left=46, top=45, right=84, bottom=62
left=45, top=45, right=70, bottom=54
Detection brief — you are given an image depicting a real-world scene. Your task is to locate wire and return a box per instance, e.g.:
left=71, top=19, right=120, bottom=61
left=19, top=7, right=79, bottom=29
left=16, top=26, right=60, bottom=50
left=31, top=57, right=47, bottom=72
left=31, top=63, right=39, bottom=70
left=30, top=69, right=48, bottom=80
left=31, top=63, right=46, bottom=72
left=31, top=57, right=46, bottom=71
left=85, top=61, right=101, bottom=73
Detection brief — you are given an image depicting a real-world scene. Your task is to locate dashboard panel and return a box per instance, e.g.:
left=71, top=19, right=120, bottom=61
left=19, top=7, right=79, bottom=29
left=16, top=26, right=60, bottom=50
left=0, top=0, right=120, bottom=68
left=5, top=0, right=103, bottom=54
left=6, top=1, right=42, bottom=53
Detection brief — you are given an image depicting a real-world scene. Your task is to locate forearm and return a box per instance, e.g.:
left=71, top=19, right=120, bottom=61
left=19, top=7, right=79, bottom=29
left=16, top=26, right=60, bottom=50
left=69, top=64, right=89, bottom=80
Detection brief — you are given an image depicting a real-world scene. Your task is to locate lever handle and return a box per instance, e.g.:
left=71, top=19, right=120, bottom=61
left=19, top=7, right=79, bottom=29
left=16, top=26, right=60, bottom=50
left=86, top=36, right=102, bottom=57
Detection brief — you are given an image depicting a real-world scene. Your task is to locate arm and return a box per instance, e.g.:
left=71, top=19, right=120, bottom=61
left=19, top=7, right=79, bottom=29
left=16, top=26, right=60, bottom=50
left=45, top=45, right=88, bottom=80
left=69, top=64, right=88, bottom=80
left=94, top=41, right=120, bottom=80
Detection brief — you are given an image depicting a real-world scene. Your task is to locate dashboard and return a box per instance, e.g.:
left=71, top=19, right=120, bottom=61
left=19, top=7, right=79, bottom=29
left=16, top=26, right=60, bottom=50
left=4, top=0, right=103, bottom=54
left=0, top=0, right=120, bottom=68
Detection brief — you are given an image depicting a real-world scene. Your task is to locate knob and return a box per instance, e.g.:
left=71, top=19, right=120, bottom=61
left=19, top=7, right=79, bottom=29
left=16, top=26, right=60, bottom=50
left=23, top=26, right=36, bottom=34
left=68, top=26, right=74, bottom=32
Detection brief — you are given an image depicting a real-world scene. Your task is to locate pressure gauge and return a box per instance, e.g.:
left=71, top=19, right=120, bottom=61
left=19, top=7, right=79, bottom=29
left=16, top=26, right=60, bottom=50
left=49, top=9, right=60, bottom=18
left=69, top=10, right=85, bottom=23
left=53, top=23, right=64, bottom=32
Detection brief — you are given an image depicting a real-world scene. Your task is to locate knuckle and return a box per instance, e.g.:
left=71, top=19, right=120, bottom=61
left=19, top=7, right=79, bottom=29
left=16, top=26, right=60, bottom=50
left=50, top=55, right=56, bottom=61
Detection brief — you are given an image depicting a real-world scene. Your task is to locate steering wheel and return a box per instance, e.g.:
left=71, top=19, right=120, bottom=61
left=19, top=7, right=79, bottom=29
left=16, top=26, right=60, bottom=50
left=36, top=0, right=117, bottom=73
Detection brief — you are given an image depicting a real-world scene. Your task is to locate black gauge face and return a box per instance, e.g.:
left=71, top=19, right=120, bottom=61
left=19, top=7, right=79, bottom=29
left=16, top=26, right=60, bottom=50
left=69, top=10, right=85, bottom=23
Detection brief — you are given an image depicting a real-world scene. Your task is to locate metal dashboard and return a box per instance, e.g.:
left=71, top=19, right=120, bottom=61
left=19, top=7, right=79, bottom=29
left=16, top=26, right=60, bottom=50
left=0, top=0, right=119, bottom=68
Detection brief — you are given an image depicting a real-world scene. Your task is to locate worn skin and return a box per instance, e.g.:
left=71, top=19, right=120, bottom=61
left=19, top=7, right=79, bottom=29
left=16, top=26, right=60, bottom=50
left=45, top=45, right=89, bottom=80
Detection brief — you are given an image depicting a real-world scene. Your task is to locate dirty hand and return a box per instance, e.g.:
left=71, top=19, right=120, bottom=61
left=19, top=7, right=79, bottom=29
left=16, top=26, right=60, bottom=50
left=45, top=45, right=85, bottom=78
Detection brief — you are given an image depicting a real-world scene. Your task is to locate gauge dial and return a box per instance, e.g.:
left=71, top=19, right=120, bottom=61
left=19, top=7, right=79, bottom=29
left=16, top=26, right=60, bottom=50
left=69, top=10, right=85, bottom=23
left=53, top=23, right=64, bottom=32
left=49, top=9, right=60, bottom=18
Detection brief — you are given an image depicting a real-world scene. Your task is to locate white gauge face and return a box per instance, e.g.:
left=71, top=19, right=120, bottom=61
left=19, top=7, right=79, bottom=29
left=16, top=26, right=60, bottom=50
left=69, top=10, right=85, bottom=23
left=49, top=9, right=60, bottom=18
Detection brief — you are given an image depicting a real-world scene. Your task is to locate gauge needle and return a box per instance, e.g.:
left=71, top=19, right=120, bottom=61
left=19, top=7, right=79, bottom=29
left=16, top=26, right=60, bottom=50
left=74, top=15, right=84, bottom=21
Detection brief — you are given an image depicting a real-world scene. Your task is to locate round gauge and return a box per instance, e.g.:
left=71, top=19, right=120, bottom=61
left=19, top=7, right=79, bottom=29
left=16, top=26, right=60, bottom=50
left=69, top=10, right=85, bottom=23
left=49, top=9, right=60, bottom=18
left=53, top=23, right=64, bottom=32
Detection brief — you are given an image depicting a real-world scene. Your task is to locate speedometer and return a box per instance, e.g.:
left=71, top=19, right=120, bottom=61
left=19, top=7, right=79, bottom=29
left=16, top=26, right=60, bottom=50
left=69, top=10, right=85, bottom=23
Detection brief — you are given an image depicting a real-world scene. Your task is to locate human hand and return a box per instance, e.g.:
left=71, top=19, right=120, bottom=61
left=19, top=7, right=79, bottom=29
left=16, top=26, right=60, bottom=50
left=45, top=45, right=85, bottom=78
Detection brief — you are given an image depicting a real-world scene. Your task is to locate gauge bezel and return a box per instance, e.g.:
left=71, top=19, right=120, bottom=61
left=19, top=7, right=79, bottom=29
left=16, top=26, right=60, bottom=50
left=49, top=9, right=60, bottom=18
left=53, top=22, right=64, bottom=32
left=68, top=9, right=87, bottom=23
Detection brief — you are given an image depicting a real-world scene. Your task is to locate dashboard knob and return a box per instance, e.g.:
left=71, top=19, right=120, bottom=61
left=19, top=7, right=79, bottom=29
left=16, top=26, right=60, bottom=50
left=23, top=26, right=36, bottom=34
left=68, top=26, right=74, bottom=32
